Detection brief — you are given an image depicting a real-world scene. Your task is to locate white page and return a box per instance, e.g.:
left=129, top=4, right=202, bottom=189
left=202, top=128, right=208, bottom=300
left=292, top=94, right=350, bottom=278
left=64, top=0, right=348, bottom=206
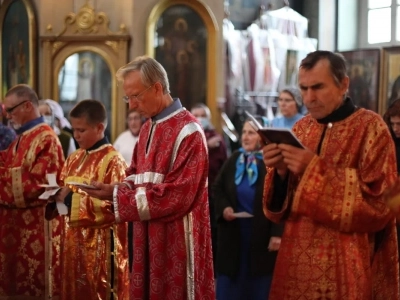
left=38, top=173, right=60, bottom=188
left=56, top=201, right=68, bottom=215
left=39, top=188, right=60, bottom=200
left=47, top=173, right=58, bottom=187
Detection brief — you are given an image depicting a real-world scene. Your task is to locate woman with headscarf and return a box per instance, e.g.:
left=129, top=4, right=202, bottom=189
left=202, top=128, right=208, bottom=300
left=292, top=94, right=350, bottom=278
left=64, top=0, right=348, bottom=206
left=213, top=116, right=283, bottom=300
left=272, top=86, right=305, bottom=129
left=39, top=99, right=76, bottom=158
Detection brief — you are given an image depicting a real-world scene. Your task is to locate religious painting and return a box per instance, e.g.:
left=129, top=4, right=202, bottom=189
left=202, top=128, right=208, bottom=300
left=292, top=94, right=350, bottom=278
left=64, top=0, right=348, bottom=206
left=381, top=47, right=400, bottom=113
left=285, top=49, right=299, bottom=86
left=340, top=49, right=380, bottom=112
left=0, top=0, right=37, bottom=96
left=154, top=4, right=207, bottom=110
left=58, top=51, right=112, bottom=135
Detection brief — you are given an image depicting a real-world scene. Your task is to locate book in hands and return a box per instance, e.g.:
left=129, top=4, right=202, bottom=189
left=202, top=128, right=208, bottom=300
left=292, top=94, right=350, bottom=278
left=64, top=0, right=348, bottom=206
left=38, top=173, right=68, bottom=215
left=245, top=110, right=304, bottom=148
left=65, top=181, right=98, bottom=190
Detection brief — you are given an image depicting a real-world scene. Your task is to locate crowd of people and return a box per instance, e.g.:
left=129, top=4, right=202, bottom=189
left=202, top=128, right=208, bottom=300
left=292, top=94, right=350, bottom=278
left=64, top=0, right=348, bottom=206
left=1, top=50, right=400, bottom=300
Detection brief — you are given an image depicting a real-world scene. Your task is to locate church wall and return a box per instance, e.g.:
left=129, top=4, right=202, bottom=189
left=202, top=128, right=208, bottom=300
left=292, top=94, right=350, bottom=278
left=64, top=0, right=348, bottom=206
left=1, top=0, right=322, bottom=98
left=0, top=0, right=322, bottom=135
left=13, top=0, right=224, bottom=99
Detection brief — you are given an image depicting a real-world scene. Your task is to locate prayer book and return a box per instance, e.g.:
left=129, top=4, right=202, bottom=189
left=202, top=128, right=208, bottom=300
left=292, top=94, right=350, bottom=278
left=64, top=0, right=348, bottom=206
left=245, top=110, right=304, bottom=148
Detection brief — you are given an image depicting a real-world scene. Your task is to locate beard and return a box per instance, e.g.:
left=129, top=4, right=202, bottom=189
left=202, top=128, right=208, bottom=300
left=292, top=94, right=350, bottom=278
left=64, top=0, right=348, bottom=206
left=9, top=120, right=21, bottom=130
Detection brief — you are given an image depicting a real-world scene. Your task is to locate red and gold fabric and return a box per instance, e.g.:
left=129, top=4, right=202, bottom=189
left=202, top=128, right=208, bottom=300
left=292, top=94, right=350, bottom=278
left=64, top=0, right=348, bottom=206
left=59, top=144, right=129, bottom=300
left=113, top=108, right=215, bottom=299
left=263, top=109, right=399, bottom=299
left=0, top=123, right=64, bottom=299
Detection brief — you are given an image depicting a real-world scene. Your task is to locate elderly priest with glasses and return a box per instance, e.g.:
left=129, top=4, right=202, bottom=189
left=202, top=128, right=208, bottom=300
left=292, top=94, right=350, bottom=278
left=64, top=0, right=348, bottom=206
left=0, top=84, right=64, bottom=299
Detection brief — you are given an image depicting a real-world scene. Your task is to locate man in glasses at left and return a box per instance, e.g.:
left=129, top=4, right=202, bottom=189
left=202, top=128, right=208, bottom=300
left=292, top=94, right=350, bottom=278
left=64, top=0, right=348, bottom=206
left=0, top=84, right=65, bottom=299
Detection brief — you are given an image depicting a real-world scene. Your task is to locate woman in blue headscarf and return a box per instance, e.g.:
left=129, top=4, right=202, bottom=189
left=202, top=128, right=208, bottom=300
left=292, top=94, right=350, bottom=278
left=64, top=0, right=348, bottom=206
left=213, top=116, right=283, bottom=300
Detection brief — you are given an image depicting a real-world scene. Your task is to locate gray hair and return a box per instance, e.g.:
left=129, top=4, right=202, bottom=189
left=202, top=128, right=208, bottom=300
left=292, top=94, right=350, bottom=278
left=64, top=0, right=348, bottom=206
left=5, top=84, right=39, bottom=106
left=116, top=56, right=170, bottom=94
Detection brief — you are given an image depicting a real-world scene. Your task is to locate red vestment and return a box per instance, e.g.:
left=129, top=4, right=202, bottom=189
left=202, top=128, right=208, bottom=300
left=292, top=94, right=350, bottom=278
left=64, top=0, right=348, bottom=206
left=0, top=122, right=64, bottom=299
left=114, top=108, right=215, bottom=299
left=58, top=144, right=129, bottom=300
left=264, top=109, right=399, bottom=299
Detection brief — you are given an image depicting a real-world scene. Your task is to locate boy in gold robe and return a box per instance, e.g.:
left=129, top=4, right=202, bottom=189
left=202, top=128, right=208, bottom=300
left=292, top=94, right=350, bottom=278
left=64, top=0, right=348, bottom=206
left=47, top=99, right=129, bottom=300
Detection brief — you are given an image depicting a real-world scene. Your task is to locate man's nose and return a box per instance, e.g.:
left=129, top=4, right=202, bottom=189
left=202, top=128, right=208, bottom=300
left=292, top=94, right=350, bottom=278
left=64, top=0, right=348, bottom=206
left=129, top=101, right=138, bottom=110
left=302, top=89, right=315, bottom=103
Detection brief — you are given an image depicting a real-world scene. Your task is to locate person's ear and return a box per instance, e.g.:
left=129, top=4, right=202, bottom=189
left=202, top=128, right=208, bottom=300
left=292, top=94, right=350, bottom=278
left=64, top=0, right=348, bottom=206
left=96, top=122, right=105, bottom=133
left=154, top=82, right=163, bottom=95
left=341, top=76, right=350, bottom=95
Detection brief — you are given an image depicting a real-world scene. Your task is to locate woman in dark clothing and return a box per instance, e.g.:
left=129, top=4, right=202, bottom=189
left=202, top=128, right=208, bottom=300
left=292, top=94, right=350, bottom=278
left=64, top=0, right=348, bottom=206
left=213, top=117, right=283, bottom=300
left=383, top=98, right=400, bottom=174
left=383, top=98, right=400, bottom=257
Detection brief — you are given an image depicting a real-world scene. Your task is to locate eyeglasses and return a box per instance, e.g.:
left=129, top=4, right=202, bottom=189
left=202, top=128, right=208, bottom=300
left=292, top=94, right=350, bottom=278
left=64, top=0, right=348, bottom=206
left=4, top=100, right=29, bottom=115
left=122, top=84, right=154, bottom=103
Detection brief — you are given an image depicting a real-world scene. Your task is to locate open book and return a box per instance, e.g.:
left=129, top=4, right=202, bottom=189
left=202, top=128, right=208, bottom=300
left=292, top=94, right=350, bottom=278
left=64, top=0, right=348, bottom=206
left=245, top=111, right=304, bottom=148
left=38, top=173, right=68, bottom=215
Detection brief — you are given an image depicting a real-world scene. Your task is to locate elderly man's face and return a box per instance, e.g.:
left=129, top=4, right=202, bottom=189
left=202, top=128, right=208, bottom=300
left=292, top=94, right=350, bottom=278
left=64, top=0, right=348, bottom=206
left=3, top=94, right=31, bottom=129
left=299, top=59, right=349, bottom=120
left=122, top=71, right=158, bottom=119
left=390, top=115, right=400, bottom=138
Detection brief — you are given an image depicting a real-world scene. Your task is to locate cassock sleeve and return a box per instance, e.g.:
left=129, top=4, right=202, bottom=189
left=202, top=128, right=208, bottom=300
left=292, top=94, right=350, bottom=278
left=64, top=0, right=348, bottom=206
left=263, top=169, right=290, bottom=224
left=114, top=130, right=208, bottom=223
left=68, top=154, right=127, bottom=228
left=290, top=118, right=397, bottom=233
left=0, top=134, right=64, bottom=208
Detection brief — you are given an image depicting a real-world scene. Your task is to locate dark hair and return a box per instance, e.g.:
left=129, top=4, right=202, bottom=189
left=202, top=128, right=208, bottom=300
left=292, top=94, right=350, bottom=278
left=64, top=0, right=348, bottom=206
left=69, top=99, right=107, bottom=126
left=300, top=50, right=348, bottom=87
left=5, top=84, right=39, bottom=106
left=388, top=77, right=400, bottom=106
left=383, top=98, right=400, bottom=127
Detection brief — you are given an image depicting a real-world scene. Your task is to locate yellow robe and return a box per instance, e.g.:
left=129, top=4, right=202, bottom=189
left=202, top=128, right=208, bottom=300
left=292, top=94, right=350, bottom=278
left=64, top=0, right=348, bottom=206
left=264, top=108, right=399, bottom=299
left=59, top=143, right=129, bottom=300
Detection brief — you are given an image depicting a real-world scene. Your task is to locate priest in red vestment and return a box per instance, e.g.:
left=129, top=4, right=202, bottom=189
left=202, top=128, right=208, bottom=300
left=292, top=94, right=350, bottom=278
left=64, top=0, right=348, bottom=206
left=262, top=51, right=399, bottom=299
left=0, top=84, right=64, bottom=299
left=82, top=56, right=215, bottom=299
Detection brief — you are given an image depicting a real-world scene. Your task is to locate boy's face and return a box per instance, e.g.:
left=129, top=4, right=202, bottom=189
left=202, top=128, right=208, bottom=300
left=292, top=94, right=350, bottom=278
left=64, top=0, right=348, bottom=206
left=70, top=116, right=104, bottom=150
